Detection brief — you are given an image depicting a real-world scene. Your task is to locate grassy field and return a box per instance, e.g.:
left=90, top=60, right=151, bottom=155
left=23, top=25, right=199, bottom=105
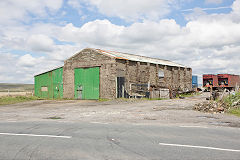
left=0, top=83, right=34, bottom=97
left=0, top=96, right=39, bottom=105
left=0, top=83, right=34, bottom=92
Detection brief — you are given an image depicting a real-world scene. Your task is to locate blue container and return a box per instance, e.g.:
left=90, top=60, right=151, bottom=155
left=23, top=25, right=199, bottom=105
left=192, top=75, right=198, bottom=88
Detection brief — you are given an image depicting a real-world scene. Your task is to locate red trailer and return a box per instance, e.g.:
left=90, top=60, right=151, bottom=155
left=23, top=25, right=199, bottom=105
left=203, top=74, right=218, bottom=89
left=203, top=74, right=240, bottom=91
left=217, top=74, right=240, bottom=90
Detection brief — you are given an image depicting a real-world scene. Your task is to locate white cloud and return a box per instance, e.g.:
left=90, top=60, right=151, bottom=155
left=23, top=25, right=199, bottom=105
left=17, top=54, right=39, bottom=67
left=0, top=52, right=64, bottom=83
left=59, top=20, right=124, bottom=46
left=184, top=8, right=207, bottom=21
left=94, top=0, right=170, bottom=21
left=205, top=0, right=223, bottom=4
left=0, top=0, right=63, bottom=24
left=47, top=44, right=82, bottom=61
left=27, top=35, right=54, bottom=52
left=232, top=0, right=240, bottom=15
left=68, top=0, right=82, bottom=10
left=54, top=1, right=240, bottom=78
left=70, top=0, right=186, bottom=21
left=67, top=0, right=83, bottom=15
left=58, top=16, right=240, bottom=55
left=1, top=0, right=240, bottom=84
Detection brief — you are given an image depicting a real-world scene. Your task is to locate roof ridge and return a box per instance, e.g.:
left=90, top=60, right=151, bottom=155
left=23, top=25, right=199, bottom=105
left=64, top=48, right=186, bottom=68
left=95, top=48, right=186, bottom=67
left=95, top=48, right=172, bottom=62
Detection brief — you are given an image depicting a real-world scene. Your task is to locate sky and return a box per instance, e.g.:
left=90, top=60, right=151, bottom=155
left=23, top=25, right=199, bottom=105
left=0, top=0, right=240, bottom=84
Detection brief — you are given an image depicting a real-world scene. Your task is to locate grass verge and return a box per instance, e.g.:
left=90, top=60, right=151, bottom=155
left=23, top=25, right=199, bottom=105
left=228, top=107, right=240, bottom=117
left=142, top=98, right=166, bottom=100
left=222, top=91, right=240, bottom=116
left=98, top=98, right=110, bottom=102
left=0, top=96, right=39, bottom=105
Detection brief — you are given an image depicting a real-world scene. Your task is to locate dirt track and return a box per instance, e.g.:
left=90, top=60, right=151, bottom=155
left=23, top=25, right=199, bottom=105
left=0, top=93, right=239, bottom=127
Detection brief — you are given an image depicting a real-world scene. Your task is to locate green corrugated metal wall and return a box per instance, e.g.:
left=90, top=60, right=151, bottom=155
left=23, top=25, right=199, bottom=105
left=74, top=67, right=99, bottom=99
left=34, top=67, right=63, bottom=99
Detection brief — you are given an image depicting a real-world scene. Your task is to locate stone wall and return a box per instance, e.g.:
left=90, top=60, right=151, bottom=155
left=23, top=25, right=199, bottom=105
left=63, top=48, right=192, bottom=99
left=115, top=59, right=192, bottom=96
left=186, top=68, right=193, bottom=90
left=63, top=48, right=116, bottom=99
left=179, top=68, right=185, bottom=90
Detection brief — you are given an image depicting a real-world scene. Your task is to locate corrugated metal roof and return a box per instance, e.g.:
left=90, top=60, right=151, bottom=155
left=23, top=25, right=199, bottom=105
left=34, top=66, right=63, bottom=77
left=95, top=49, right=186, bottom=68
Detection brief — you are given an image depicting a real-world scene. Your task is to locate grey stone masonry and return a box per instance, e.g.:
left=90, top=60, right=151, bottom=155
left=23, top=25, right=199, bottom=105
left=63, top=48, right=116, bottom=99
left=63, top=48, right=192, bottom=99
left=116, top=59, right=192, bottom=96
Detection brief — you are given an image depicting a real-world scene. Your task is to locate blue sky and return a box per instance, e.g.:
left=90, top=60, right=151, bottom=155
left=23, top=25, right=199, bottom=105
left=0, top=0, right=240, bottom=84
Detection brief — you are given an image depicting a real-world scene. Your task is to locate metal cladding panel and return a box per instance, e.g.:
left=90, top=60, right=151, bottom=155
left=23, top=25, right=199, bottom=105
left=35, top=73, right=51, bottom=98
left=192, top=75, right=198, bottom=87
left=52, top=68, right=63, bottom=98
left=95, top=49, right=186, bottom=68
left=203, top=74, right=218, bottom=87
left=34, top=67, right=63, bottom=99
left=74, top=67, right=100, bottom=100
left=192, top=76, right=198, bottom=84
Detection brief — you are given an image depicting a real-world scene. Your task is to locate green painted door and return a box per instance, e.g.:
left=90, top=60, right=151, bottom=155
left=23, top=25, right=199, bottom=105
left=74, top=67, right=100, bottom=99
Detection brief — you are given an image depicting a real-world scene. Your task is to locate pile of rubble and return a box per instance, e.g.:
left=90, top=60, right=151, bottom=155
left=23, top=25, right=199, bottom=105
left=194, top=101, right=228, bottom=113
left=194, top=90, right=240, bottom=114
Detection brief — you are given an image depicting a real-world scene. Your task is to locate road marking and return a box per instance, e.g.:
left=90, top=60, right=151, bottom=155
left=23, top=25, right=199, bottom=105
left=0, top=133, right=72, bottom=139
left=179, top=125, right=208, bottom=128
left=159, top=143, right=240, bottom=152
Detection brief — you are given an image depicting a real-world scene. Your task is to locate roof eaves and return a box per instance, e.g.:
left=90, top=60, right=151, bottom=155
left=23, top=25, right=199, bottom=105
left=34, top=66, right=63, bottom=77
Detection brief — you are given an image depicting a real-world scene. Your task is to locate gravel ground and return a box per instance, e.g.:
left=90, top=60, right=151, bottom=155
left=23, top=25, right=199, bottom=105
left=0, top=93, right=239, bottom=127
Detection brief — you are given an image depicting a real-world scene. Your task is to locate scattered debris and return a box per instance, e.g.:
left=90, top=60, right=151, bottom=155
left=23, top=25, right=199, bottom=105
left=194, top=101, right=229, bottom=113
left=196, top=115, right=219, bottom=120
left=144, top=117, right=157, bottom=120
left=209, top=121, right=231, bottom=126
left=196, top=89, right=240, bottom=114
left=232, top=99, right=240, bottom=106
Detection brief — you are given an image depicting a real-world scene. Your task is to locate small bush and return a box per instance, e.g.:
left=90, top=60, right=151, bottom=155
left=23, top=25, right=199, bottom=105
left=223, top=91, right=240, bottom=116
left=223, top=92, right=240, bottom=107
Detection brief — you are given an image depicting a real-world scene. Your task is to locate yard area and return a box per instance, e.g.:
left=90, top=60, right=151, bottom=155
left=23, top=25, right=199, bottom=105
left=0, top=92, right=239, bottom=128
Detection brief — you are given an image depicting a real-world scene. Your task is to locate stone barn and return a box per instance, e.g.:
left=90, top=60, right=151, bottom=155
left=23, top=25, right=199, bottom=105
left=35, top=48, right=192, bottom=99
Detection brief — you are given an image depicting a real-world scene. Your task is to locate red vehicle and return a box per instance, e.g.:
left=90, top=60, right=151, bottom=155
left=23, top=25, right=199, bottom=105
left=203, top=74, right=218, bottom=89
left=203, top=74, right=240, bottom=91
left=217, top=74, right=240, bottom=89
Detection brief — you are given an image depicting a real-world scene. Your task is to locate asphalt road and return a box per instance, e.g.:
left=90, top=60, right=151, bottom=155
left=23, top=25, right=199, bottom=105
left=0, top=121, right=239, bottom=160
